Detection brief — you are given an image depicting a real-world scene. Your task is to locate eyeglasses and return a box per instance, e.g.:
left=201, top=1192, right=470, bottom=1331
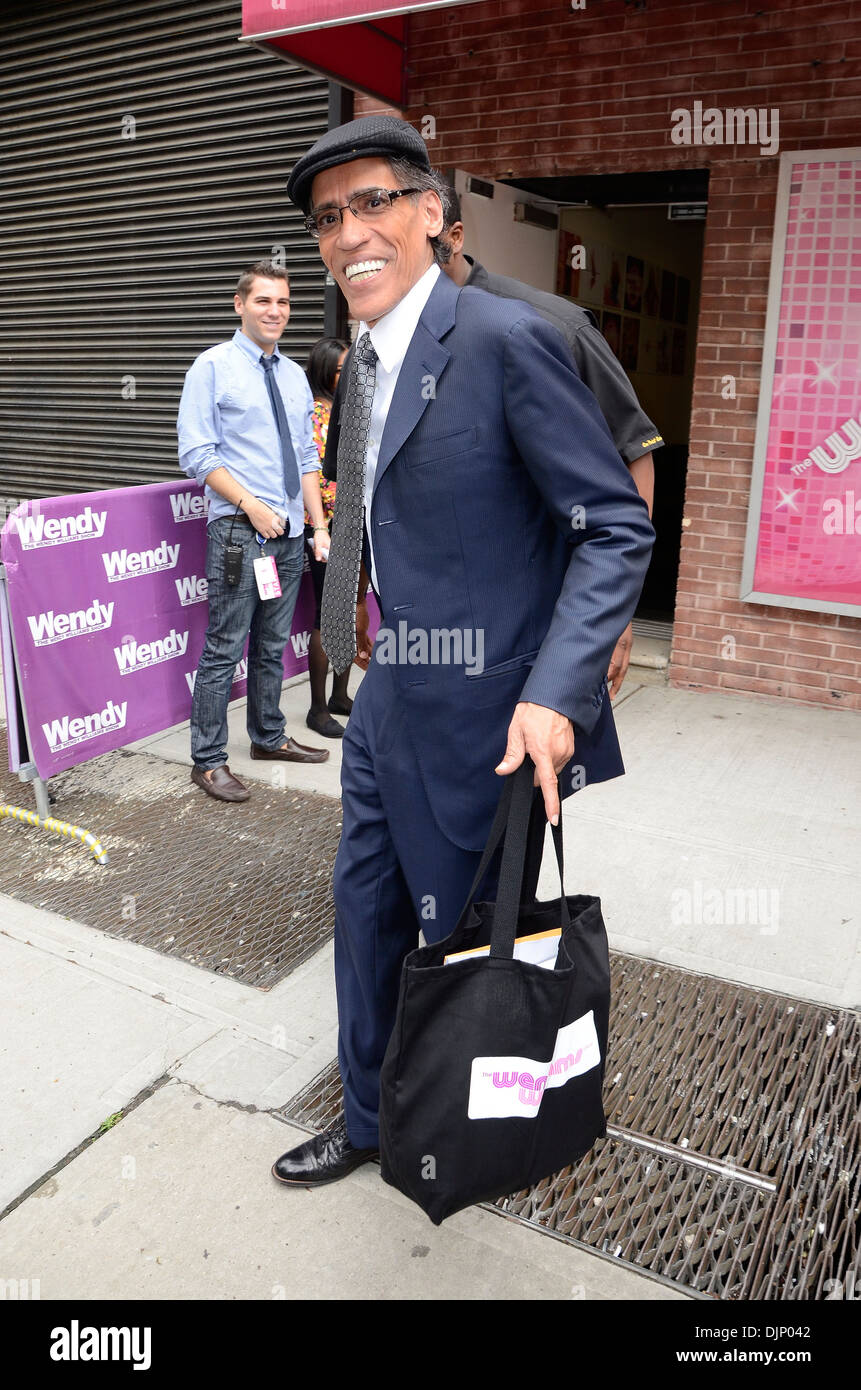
left=304, top=188, right=422, bottom=240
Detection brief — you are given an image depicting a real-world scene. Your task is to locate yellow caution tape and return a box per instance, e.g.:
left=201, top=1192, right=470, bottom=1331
left=0, top=802, right=109, bottom=865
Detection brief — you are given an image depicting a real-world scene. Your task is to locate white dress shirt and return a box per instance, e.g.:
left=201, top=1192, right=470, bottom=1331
left=359, top=261, right=441, bottom=590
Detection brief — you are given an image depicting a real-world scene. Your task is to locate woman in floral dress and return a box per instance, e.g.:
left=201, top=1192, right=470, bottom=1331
left=304, top=337, right=350, bottom=736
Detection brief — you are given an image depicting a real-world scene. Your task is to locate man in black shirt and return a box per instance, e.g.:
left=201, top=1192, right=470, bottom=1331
left=439, top=183, right=663, bottom=696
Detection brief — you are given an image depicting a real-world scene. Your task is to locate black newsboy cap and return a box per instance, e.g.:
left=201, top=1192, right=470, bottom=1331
left=287, top=116, right=431, bottom=215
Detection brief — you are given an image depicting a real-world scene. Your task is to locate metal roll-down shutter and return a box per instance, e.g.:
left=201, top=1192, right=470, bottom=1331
left=0, top=0, right=330, bottom=499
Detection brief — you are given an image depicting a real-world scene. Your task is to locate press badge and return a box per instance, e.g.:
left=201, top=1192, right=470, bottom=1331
left=253, top=554, right=282, bottom=600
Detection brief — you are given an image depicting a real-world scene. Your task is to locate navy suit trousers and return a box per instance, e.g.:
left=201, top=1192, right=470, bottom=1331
left=332, top=659, right=557, bottom=1148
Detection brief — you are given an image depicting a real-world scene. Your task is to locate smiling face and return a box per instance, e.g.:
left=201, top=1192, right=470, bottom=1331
left=309, top=157, right=443, bottom=326
left=233, top=275, right=290, bottom=354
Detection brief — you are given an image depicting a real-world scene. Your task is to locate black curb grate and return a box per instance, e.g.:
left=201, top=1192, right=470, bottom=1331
left=0, top=728, right=341, bottom=989
left=281, top=954, right=860, bottom=1300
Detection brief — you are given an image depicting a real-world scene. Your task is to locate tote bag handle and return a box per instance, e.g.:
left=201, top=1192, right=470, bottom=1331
left=489, top=762, right=570, bottom=959
left=451, top=758, right=570, bottom=959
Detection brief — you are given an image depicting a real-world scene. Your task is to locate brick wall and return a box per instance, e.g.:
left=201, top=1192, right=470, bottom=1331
left=354, top=96, right=401, bottom=119
left=352, top=0, right=861, bottom=710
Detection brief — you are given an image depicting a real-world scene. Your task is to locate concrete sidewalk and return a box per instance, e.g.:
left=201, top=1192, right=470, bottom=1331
left=136, top=664, right=861, bottom=1009
left=0, top=895, right=679, bottom=1301
left=1, top=672, right=858, bottom=1299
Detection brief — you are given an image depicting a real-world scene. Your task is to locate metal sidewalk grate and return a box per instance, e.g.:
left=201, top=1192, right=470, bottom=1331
left=0, top=728, right=341, bottom=989
left=281, top=954, right=860, bottom=1300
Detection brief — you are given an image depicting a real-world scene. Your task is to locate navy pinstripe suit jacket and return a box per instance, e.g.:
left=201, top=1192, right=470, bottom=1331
left=323, top=270, right=655, bottom=850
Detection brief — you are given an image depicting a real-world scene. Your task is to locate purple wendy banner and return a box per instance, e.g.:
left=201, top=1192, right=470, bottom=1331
left=0, top=572, right=22, bottom=771
left=1, top=480, right=328, bottom=779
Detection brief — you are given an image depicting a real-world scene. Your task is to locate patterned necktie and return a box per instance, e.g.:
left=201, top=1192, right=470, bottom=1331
left=260, top=352, right=300, bottom=499
left=320, top=331, right=378, bottom=674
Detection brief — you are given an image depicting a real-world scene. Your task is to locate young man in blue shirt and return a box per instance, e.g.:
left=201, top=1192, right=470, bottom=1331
left=177, top=260, right=330, bottom=803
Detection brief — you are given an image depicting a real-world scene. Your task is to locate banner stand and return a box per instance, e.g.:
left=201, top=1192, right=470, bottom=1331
left=16, top=762, right=52, bottom=819
left=0, top=564, right=52, bottom=817
left=1, top=481, right=380, bottom=829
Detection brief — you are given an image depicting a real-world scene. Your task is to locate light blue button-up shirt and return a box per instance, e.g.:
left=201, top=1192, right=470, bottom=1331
left=177, top=328, right=320, bottom=533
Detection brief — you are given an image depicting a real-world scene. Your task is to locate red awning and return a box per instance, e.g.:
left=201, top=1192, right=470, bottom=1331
left=240, top=0, right=470, bottom=106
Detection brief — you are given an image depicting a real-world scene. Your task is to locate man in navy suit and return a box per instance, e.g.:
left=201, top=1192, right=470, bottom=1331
left=272, top=116, right=655, bottom=1188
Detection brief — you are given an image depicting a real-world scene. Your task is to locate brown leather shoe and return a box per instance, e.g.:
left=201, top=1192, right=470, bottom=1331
left=249, top=739, right=329, bottom=764
left=190, top=764, right=250, bottom=802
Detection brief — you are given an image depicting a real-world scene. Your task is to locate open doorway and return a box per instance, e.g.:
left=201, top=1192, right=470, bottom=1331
left=448, top=167, right=709, bottom=638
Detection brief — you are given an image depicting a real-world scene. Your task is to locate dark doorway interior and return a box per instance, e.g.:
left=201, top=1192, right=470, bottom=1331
left=503, top=169, right=708, bottom=625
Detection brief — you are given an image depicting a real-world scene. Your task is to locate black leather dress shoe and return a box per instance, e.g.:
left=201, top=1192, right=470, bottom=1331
left=306, top=707, right=345, bottom=738
left=271, top=1115, right=379, bottom=1186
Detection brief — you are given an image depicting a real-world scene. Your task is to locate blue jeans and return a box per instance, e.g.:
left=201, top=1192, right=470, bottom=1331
left=190, top=516, right=305, bottom=770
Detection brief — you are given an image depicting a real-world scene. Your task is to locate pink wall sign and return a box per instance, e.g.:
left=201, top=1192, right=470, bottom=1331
left=742, top=150, right=861, bottom=617
left=0, top=481, right=376, bottom=779
left=243, top=0, right=409, bottom=29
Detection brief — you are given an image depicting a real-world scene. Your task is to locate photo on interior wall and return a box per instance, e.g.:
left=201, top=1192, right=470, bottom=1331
left=624, top=255, right=644, bottom=314
left=577, top=241, right=604, bottom=306
left=560, top=234, right=604, bottom=306
left=656, top=324, right=671, bottom=374
left=578, top=244, right=606, bottom=309
left=659, top=268, right=676, bottom=321
left=675, top=275, right=690, bottom=325
left=557, top=230, right=579, bottom=298
left=602, top=310, right=621, bottom=358
left=638, top=322, right=657, bottom=373
left=621, top=316, right=640, bottom=371
left=602, top=252, right=623, bottom=309
left=643, top=261, right=660, bottom=317
left=582, top=243, right=610, bottom=307
left=671, top=327, right=687, bottom=375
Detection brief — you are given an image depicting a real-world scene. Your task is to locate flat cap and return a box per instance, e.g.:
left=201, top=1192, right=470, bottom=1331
left=287, top=115, right=430, bottom=215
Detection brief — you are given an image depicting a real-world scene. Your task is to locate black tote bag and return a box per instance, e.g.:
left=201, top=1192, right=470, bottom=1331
left=378, top=759, right=611, bottom=1226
